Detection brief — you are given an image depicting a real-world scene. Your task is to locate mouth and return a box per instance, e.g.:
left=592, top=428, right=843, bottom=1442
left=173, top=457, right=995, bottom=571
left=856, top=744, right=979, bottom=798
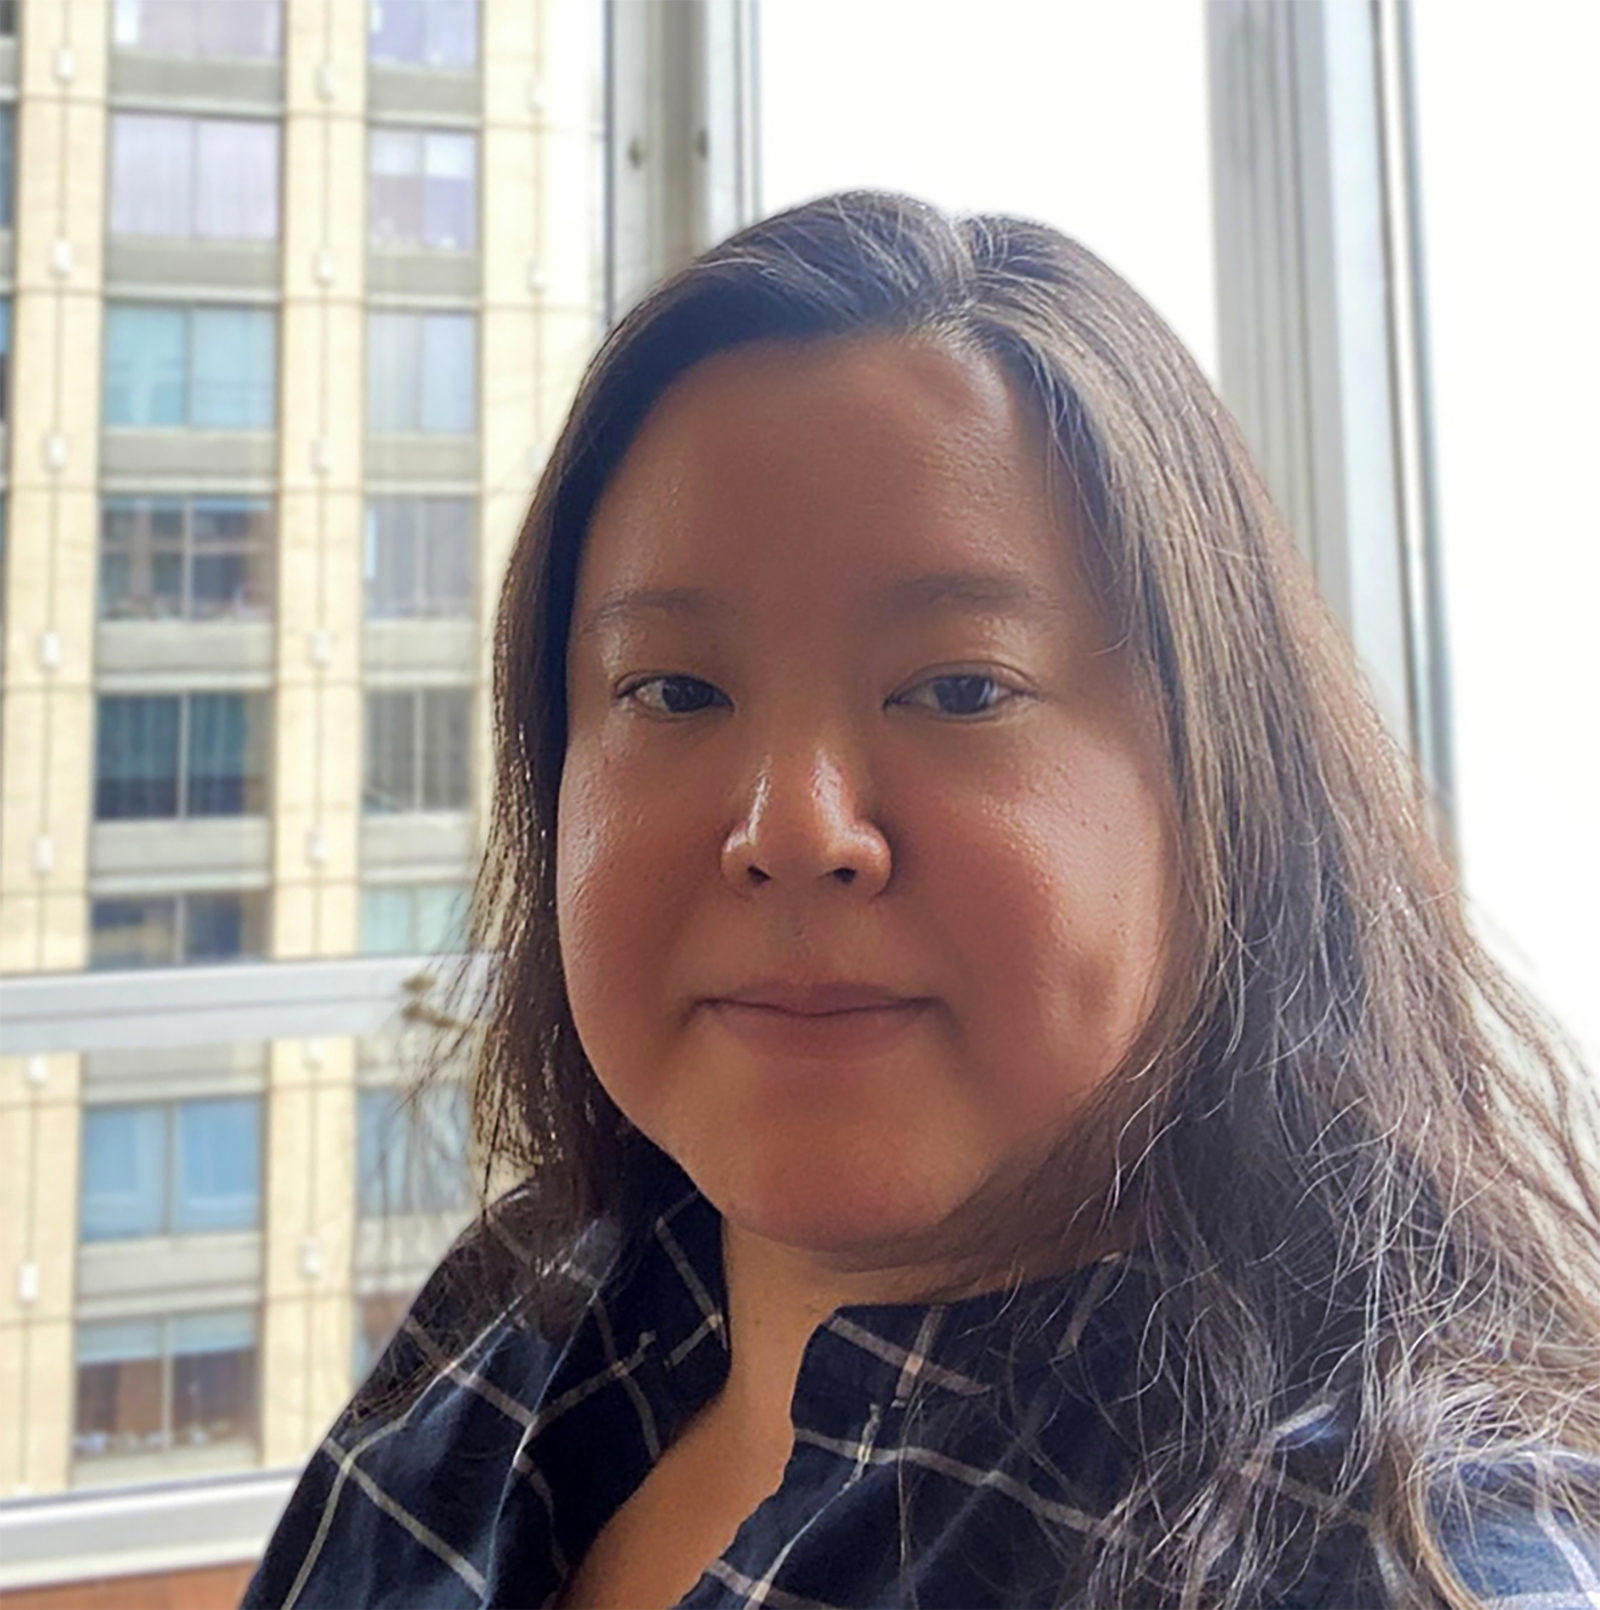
left=702, top=989, right=932, bottom=1059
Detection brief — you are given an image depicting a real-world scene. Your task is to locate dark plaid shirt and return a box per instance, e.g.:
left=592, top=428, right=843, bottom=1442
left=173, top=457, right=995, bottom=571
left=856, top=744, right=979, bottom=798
left=245, top=1189, right=1600, bottom=1608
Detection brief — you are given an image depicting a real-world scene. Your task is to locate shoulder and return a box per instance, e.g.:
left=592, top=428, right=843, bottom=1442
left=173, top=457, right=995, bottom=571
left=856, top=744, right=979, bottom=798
left=242, top=1209, right=615, bottom=1610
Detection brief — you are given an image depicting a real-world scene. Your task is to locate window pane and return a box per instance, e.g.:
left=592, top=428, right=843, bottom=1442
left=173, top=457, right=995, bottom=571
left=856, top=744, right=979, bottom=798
left=91, top=897, right=180, bottom=969
left=414, top=1082, right=471, bottom=1212
left=365, top=498, right=422, bottom=617
left=184, top=891, right=266, bottom=963
left=421, top=688, right=470, bottom=810
left=191, top=498, right=274, bottom=620
left=361, top=886, right=417, bottom=955
left=99, top=498, right=186, bottom=619
left=370, top=0, right=426, bottom=64
left=187, top=693, right=264, bottom=816
left=173, top=1098, right=261, bottom=1232
left=190, top=308, right=276, bottom=428
left=418, top=313, right=475, bottom=433
left=105, top=306, right=188, bottom=426
left=170, top=1311, right=257, bottom=1447
left=119, top=0, right=197, bottom=53
left=199, top=0, right=281, bottom=59
left=426, top=0, right=477, bottom=68
left=357, top=1088, right=409, bottom=1216
left=75, top=1319, right=166, bottom=1460
left=195, top=120, right=279, bottom=240
left=367, top=312, right=422, bottom=433
left=80, top=1105, right=168, bottom=1241
left=422, top=132, right=476, bottom=250
left=364, top=691, right=417, bottom=812
left=110, top=114, right=194, bottom=237
left=370, top=129, right=424, bottom=247
left=414, top=882, right=469, bottom=953
left=420, top=498, right=474, bottom=616
left=96, top=695, right=181, bottom=819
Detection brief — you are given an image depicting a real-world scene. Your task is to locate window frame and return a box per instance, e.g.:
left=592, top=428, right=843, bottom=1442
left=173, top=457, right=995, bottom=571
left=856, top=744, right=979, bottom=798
left=88, top=890, right=270, bottom=970
left=103, top=303, right=280, bottom=432
left=367, top=125, right=479, bottom=253
left=94, top=691, right=269, bottom=822
left=99, top=495, right=276, bottom=622
left=362, top=686, right=472, bottom=815
left=108, top=112, right=282, bottom=244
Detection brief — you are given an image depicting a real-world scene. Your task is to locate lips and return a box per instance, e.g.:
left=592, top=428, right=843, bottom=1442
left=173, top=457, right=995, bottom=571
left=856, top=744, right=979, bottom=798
left=712, top=981, right=920, bottom=1015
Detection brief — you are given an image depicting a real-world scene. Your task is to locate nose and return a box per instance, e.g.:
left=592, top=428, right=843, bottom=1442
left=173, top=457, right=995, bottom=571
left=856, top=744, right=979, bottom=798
left=720, top=742, right=892, bottom=899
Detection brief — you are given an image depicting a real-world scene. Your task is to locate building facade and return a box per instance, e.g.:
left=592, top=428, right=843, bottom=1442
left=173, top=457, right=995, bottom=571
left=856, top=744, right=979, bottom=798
left=0, top=0, right=602, bottom=1511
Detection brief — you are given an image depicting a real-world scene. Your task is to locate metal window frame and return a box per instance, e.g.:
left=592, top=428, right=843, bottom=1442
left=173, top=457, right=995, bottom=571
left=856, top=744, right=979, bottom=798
left=1207, top=0, right=1451, bottom=822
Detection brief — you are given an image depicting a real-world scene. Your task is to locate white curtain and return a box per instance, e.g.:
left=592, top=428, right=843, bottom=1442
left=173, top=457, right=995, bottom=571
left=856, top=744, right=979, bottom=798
left=110, top=114, right=193, bottom=237
left=196, top=119, right=279, bottom=241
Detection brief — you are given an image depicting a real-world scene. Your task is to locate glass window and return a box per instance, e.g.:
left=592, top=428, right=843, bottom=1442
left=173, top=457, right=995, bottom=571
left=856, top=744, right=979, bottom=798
left=365, top=497, right=474, bottom=619
left=370, top=129, right=477, bottom=251
left=369, top=0, right=478, bottom=69
left=81, top=1106, right=168, bottom=1242
left=363, top=688, right=471, bottom=813
left=104, top=306, right=188, bottom=427
left=104, top=305, right=277, bottom=430
left=113, top=0, right=282, bottom=60
left=353, top=1291, right=412, bottom=1385
left=361, top=882, right=470, bottom=955
left=357, top=1083, right=471, bottom=1218
left=0, top=298, right=9, bottom=424
left=90, top=892, right=267, bottom=969
left=110, top=115, right=279, bottom=242
left=173, top=1098, right=262, bottom=1232
left=74, top=1311, right=258, bottom=1464
left=100, top=497, right=274, bottom=621
left=81, top=1099, right=261, bottom=1240
left=95, top=693, right=266, bottom=820
left=367, top=311, right=475, bottom=434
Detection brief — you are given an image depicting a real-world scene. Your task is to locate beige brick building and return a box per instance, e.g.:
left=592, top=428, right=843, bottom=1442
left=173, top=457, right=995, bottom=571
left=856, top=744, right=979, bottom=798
left=0, top=0, right=602, bottom=1569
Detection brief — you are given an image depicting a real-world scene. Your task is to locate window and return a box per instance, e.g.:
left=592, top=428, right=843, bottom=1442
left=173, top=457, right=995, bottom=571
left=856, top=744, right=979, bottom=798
left=357, top=1083, right=471, bottom=1218
left=363, top=689, right=471, bottom=813
left=96, top=693, right=267, bottom=820
left=0, top=106, right=14, bottom=232
left=105, top=305, right=278, bottom=430
left=74, top=1310, right=259, bottom=1463
left=110, top=115, right=280, bottom=242
left=81, top=1097, right=262, bottom=1241
left=112, top=0, right=282, bottom=59
left=369, top=129, right=477, bottom=251
left=361, top=883, right=470, bottom=955
left=364, top=498, right=474, bottom=619
left=366, top=311, right=475, bottom=434
left=0, top=298, right=10, bottom=424
left=369, top=0, right=478, bottom=69
left=100, top=497, right=275, bottom=621
left=90, top=892, right=268, bottom=969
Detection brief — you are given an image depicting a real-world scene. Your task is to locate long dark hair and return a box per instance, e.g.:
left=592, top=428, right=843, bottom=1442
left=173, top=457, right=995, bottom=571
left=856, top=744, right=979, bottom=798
left=436, top=191, right=1600, bottom=1607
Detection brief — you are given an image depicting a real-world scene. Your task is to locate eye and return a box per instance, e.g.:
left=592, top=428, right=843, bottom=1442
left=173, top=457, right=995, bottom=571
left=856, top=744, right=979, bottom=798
left=618, top=674, right=730, bottom=716
left=892, top=672, right=1023, bottom=719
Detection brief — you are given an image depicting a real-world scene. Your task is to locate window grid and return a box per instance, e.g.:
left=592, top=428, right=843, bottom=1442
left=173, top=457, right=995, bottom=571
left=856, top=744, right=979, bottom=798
left=368, top=127, right=478, bottom=252
left=368, top=0, right=480, bottom=70
left=109, top=113, right=281, bottom=242
left=89, top=891, right=269, bottom=970
left=363, top=688, right=471, bottom=814
left=100, top=496, right=276, bottom=622
left=104, top=304, right=279, bottom=431
left=112, top=0, right=282, bottom=60
left=364, top=497, right=475, bottom=620
left=95, top=692, right=267, bottom=820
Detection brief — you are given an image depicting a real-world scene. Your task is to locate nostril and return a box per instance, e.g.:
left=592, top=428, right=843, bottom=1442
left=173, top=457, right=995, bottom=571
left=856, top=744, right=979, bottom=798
left=832, top=868, right=856, bottom=885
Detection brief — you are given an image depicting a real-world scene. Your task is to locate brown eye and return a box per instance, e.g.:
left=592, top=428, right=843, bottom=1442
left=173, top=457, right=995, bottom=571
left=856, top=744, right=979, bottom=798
left=895, top=673, right=1019, bottom=718
left=623, top=675, right=730, bottom=716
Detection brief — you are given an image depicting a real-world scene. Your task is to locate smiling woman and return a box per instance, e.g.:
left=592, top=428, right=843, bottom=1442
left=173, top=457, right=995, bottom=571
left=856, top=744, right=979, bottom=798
left=244, top=193, right=1600, bottom=1610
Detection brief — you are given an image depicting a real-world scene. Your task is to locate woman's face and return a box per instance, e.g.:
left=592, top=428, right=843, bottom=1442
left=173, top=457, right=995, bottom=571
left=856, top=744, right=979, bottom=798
left=558, top=335, right=1174, bottom=1275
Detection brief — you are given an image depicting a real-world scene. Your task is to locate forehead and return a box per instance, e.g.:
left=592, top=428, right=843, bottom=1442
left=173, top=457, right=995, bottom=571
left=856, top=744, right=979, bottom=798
left=578, top=336, right=1084, bottom=615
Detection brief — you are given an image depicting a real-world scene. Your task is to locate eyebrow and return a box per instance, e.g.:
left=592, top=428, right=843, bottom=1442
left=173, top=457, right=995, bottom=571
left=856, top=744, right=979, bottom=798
left=573, top=570, right=1065, bottom=641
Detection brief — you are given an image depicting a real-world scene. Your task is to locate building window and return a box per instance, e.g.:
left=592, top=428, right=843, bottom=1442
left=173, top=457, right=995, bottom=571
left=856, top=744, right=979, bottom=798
left=105, top=305, right=278, bottom=430
left=81, top=1097, right=262, bottom=1242
left=357, top=1083, right=471, bottom=1218
left=96, top=692, right=267, bottom=820
left=369, top=0, right=478, bottom=69
left=363, top=688, right=471, bottom=813
left=110, top=115, right=280, bottom=242
left=367, top=311, right=474, bottom=434
left=369, top=129, right=476, bottom=251
left=90, top=892, right=268, bottom=969
left=361, top=883, right=470, bottom=955
left=0, top=106, right=14, bottom=232
left=100, top=497, right=275, bottom=621
left=353, top=1291, right=413, bottom=1385
left=74, top=1310, right=259, bottom=1464
left=0, top=298, right=10, bottom=424
left=364, top=498, right=473, bottom=619
left=113, top=0, right=282, bottom=60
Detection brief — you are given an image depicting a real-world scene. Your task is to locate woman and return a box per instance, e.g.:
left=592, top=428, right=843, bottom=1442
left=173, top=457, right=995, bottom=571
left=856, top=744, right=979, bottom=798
left=246, top=192, right=1600, bottom=1608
